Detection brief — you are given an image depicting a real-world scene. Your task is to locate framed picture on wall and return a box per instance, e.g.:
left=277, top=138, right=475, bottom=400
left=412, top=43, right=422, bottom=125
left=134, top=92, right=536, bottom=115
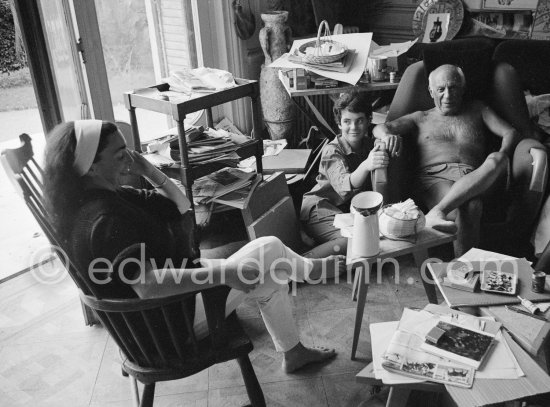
left=422, top=13, right=451, bottom=42
left=483, top=0, right=540, bottom=10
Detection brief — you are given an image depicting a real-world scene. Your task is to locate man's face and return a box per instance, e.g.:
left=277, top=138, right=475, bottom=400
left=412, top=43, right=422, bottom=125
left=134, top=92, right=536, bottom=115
left=429, top=69, right=465, bottom=116
left=339, top=109, right=369, bottom=145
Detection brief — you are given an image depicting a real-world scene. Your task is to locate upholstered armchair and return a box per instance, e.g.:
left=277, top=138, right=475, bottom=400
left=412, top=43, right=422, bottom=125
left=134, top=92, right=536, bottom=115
left=384, top=38, right=548, bottom=257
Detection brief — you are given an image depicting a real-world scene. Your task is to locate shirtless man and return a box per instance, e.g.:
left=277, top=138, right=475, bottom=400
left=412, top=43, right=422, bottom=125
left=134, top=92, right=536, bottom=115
left=373, top=64, right=520, bottom=255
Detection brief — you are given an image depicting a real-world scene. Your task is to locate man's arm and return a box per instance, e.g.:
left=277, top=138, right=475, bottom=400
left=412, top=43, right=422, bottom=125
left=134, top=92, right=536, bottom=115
left=372, top=113, right=420, bottom=156
left=480, top=104, right=520, bottom=157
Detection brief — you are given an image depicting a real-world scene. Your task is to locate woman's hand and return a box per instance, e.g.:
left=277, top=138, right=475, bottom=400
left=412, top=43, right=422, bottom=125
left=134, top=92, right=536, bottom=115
left=382, top=134, right=402, bottom=157
left=223, top=261, right=261, bottom=293
left=365, top=144, right=389, bottom=172
left=127, top=150, right=155, bottom=178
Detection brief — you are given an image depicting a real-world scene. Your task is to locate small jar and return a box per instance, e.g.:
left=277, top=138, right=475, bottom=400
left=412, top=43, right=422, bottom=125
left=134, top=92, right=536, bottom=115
left=362, top=70, right=371, bottom=83
left=389, top=71, right=396, bottom=83
left=532, top=271, right=546, bottom=293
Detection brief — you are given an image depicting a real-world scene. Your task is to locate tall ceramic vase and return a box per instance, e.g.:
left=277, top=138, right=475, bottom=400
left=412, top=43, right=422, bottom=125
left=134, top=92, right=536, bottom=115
left=259, top=11, right=295, bottom=141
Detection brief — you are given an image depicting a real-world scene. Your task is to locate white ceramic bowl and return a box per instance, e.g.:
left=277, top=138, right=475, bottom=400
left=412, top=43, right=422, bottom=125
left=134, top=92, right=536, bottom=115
left=350, top=191, right=383, bottom=215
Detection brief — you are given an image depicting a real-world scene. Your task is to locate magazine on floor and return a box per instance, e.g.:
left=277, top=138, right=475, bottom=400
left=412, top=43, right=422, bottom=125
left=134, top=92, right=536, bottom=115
left=192, top=167, right=256, bottom=205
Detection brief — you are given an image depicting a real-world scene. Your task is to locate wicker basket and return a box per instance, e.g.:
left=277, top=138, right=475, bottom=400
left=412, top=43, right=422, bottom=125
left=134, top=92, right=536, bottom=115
left=298, top=20, right=347, bottom=65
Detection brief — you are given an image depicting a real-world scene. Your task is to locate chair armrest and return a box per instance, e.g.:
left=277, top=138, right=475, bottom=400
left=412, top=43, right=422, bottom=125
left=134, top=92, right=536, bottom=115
left=529, top=146, right=548, bottom=193
left=504, top=138, right=549, bottom=234
left=512, top=138, right=548, bottom=192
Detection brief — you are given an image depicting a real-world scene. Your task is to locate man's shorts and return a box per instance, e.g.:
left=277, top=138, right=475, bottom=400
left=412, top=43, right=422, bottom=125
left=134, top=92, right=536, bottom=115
left=415, top=162, right=475, bottom=193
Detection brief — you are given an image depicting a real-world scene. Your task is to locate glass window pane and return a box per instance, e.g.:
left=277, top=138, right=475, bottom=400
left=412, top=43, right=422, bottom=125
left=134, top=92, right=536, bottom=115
left=94, top=0, right=198, bottom=140
left=39, top=0, right=85, bottom=121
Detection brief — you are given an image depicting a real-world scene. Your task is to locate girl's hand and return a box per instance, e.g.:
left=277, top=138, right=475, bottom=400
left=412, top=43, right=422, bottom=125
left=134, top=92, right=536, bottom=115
left=365, top=144, right=389, bottom=171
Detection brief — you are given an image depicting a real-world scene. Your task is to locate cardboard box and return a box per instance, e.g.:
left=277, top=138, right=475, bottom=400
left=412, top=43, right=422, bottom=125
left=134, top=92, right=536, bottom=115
left=293, top=68, right=308, bottom=90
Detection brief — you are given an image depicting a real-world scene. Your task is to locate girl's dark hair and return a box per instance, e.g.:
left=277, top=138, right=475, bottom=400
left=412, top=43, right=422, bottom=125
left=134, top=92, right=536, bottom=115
left=43, top=121, right=118, bottom=239
left=333, top=91, right=372, bottom=124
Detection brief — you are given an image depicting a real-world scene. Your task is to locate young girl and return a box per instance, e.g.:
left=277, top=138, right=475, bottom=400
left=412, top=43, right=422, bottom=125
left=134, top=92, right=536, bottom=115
left=301, top=91, right=397, bottom=258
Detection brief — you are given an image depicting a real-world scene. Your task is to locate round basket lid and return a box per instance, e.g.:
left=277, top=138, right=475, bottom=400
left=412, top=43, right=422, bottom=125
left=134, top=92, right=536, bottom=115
left=298, top=40, right=348, bottom=64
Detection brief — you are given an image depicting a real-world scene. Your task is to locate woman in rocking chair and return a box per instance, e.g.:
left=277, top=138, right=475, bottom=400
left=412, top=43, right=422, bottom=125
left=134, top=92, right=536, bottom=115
left=43, top=120, right=344, bottom=373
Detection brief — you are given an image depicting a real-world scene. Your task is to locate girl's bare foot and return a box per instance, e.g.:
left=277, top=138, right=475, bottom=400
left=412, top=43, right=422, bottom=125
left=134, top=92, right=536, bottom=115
left=282, top=342, right=336, bottom=373
left=309, top=255, right=346, bottom=280
left=425, top=208, right=457, bottom=234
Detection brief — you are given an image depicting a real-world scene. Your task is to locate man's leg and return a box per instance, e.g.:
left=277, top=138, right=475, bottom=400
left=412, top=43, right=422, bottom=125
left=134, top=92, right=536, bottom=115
left=418, top=180, right=481, bottom=256
left=491, top=62, right=535, bottom=140
left=454, top=198, right=483, bottom=256
left=426, top=152, right=508, bottom=230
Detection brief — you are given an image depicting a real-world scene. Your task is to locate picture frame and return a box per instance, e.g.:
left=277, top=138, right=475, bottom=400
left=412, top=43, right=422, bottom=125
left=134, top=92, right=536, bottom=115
left=483, top=0, right=540, bottom=11
left=422, top=13, right=451, bottom=42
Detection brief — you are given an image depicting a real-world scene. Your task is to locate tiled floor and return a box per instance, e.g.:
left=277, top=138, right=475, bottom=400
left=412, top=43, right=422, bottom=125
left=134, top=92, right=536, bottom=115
left=0, top=249, right=449, bottom=407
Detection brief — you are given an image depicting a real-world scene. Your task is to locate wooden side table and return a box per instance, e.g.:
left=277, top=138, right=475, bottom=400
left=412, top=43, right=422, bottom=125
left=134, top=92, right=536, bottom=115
left=425, top=248, right=550, bottom=371
left=357, top=304, right=550, bottom=407
left=347, top=227, right=455, bottom=360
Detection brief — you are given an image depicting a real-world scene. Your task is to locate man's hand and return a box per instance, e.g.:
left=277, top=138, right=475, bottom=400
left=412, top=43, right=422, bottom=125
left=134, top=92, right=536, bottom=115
left=365, top=144, right=389, bottom=172
left=382, top=134, right=402, bottom=157
left=223, top=262, right=261, bottom=293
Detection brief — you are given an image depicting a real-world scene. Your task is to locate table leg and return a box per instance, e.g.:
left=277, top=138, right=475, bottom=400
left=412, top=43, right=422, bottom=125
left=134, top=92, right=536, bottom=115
left=386, top=387, right=411, bottom=407
left=352, top=267, right=360, bottom=302
left=545, top=337, right=550, bottom=374
left=413, top=248, right=438, bottom=304
left=351, top=263, right=371, bottom=360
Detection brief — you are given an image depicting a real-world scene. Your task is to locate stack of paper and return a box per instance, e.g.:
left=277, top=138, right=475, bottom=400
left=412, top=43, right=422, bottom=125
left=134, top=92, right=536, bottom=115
left=269, top=32, right=373, bottom=86
left=210, top=174, right=262, bottom=209
left=287, top=48, right=357, bottom=73
left=142, top=126, right=253, bottom=170
left=191, top=167, right=257, bottom=205
left=373, top=308, right=523, bottom=388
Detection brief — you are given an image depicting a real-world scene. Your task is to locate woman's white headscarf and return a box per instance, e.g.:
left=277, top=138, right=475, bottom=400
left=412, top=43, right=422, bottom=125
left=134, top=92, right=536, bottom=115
left=73, top=120, right=104, bottom=176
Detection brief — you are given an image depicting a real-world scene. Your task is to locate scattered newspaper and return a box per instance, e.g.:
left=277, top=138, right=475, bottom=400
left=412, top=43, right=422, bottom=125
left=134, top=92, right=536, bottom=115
left=192, top=167, right=256, bottom=205
left=381, top=308, right=476, bottom=387
left=164, top=67, right=237, bottom=93
left=382, top=328, right=475, bottom=388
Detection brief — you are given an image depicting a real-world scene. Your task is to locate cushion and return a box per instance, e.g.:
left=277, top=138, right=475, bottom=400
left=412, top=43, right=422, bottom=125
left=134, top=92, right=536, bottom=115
left=422, top=38, right=495, bottom=102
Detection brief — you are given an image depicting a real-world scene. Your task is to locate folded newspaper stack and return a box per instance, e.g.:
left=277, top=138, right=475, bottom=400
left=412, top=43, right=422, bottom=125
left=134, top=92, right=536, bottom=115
left=379, top=199, right=425, bottom=238
left=164, top=67, right=237, bottom=93
left=380, top=308, right=514, bottom=388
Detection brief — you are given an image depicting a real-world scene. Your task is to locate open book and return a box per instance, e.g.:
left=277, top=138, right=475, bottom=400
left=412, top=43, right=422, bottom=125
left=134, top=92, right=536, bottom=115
left=381, top=309, right=476, bottom=388
left=382, top=328, right=475, bottom=388
left=421, top=320, right=497, bottom=370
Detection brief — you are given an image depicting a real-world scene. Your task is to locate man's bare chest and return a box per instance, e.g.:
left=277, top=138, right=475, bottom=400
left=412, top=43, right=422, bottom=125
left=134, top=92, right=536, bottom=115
left=417, top=114, right=485, bottom=146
